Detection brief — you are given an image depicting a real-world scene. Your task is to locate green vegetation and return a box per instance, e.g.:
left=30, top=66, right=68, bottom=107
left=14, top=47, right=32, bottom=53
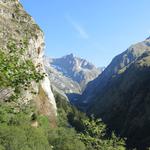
left=0, top=41, right=126, bottom=150
left=48, top=127, right=86, bottom=150
left=78, top=118, right=125, bottom=150
left=0, top=106, right=52, bottom=150
left=0, top=39, right=44, bottom=102
left=54, top=92, right=126, bottom=150
left=0, top=40, right=50, bottom=150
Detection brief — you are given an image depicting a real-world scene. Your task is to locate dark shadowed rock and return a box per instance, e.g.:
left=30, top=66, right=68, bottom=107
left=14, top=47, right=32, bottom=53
left=79, top=37, right=150, bottom=149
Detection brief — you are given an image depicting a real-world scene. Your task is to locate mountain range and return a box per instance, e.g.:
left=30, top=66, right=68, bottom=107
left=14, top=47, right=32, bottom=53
left=44, top=38, right=150, bottom=148
left=44, top=54, right=103, bottom=98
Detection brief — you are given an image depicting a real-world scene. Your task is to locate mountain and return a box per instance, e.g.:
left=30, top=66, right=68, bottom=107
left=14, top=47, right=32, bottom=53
left=0, top=0, right=57, bottom=125
left=0, top=1, right=127, bottom=150
left=44, top=54, right=103, bottom=97
left=44, top=57, right=81, bottom=99
left=79, top=37, right=150, bottom=149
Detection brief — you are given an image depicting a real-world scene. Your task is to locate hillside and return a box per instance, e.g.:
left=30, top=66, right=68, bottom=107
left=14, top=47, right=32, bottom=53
left=79, top=37, right=150, bottom=149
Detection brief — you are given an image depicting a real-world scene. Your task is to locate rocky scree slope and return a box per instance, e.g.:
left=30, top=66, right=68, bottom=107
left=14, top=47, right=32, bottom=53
left=79, top=37, right=150, bottom=149
left=0, top=0, right=57, bottom=124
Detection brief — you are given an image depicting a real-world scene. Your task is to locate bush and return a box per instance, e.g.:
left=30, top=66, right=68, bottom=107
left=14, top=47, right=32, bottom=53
left=0, top=125, right=52, bottom=150
left=78, top=118, right=126, bottom=150
left=48, top=127, right=86, bottom=150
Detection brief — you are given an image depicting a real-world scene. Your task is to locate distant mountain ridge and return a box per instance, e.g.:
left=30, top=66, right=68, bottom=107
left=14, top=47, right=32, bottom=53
left=80, top=39, right=150, bottom=103
left=44, top=54, right=103, bottom=98
left=51, top=54, right=103, bottom=88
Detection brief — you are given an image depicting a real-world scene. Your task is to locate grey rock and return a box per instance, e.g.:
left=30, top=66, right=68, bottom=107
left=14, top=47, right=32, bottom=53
left=44, top=54, right=103, bottom=98
left=0, top=0, right=57, bottom=124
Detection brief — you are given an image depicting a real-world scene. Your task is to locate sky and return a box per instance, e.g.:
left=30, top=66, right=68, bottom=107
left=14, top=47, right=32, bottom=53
left=20, top=0, right=150, bottom=67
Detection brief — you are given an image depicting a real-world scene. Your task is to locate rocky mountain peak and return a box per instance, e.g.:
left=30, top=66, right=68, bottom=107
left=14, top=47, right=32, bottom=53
left=146, top=36, right=150, bottom=40
left=63, top=53, right=74, bottom=58
left=44, top=54, right=103, bottom=97
left=50, top=54, right=102, bottom=88
left=52, top=54, right=98, bottom=72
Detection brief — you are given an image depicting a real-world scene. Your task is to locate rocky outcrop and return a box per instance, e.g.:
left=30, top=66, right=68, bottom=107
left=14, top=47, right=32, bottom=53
left=0, top=0, right=57, bottom=124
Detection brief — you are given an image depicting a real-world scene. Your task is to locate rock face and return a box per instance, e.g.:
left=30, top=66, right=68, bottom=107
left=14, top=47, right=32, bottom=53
left=0, top=0, right=57, bottom=124
left=51, top=54, right=102, bottom=90
left=44, top=57, right=81, bottom=99
left=79, top=37, right=150, bottom=149
left=44, top=54, right=103, bottom=99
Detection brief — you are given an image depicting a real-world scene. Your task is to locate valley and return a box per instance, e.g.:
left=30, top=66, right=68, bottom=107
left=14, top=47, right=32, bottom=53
left=0, top=0, right=150, bottom=150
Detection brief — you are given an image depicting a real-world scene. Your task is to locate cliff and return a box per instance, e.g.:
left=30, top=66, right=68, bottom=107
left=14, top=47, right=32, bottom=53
left=0, top=0, right=57, bottom=125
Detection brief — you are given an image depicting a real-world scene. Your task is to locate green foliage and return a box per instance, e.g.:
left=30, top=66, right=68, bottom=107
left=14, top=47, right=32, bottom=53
left=0, top=145, right=5, bottom=150
left=54, top=91, right=87, bottom=129
left=78, top=118, right=126, bottom=150
left=0, top=81, right=126, bottom=150
left=0, top=40, right=44, bottom=102
left=0, top=39, right=52, bottom=150
left=0, top=125, right=52, bottom=150
left=48, top=127, right=86, bottom=150
left=0, top=92, right=85, bottom=150
left=0, top=104, right=52, bottom=150
left=0, top=39, right=126, bottom=150
left=54, top=93, right=71, bottom=126
left=0, top=102, right=34, bottom=126
left=55, top=92, right=126, bottom=150
left=37, top=115, right=50, bottom=130
left=55, top=93, right=71, bottom=112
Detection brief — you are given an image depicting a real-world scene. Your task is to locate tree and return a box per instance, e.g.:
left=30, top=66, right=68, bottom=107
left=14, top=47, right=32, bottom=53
left=0, top=40, right=44, bottom=102
left=48, top=127, right=86, bottom=150
left=78, top=118, right=126, bottom=150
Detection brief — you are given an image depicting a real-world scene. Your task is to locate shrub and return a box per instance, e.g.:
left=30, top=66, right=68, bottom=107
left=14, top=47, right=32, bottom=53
left=48, top=127, right=86, bottom=150
left=78, top=118, right=126, bottom=150
left=0, top=125, right=52, bottom=150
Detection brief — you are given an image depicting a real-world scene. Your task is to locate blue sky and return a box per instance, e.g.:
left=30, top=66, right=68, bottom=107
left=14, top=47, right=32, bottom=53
left=20, top=0, right=150, bottom=67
